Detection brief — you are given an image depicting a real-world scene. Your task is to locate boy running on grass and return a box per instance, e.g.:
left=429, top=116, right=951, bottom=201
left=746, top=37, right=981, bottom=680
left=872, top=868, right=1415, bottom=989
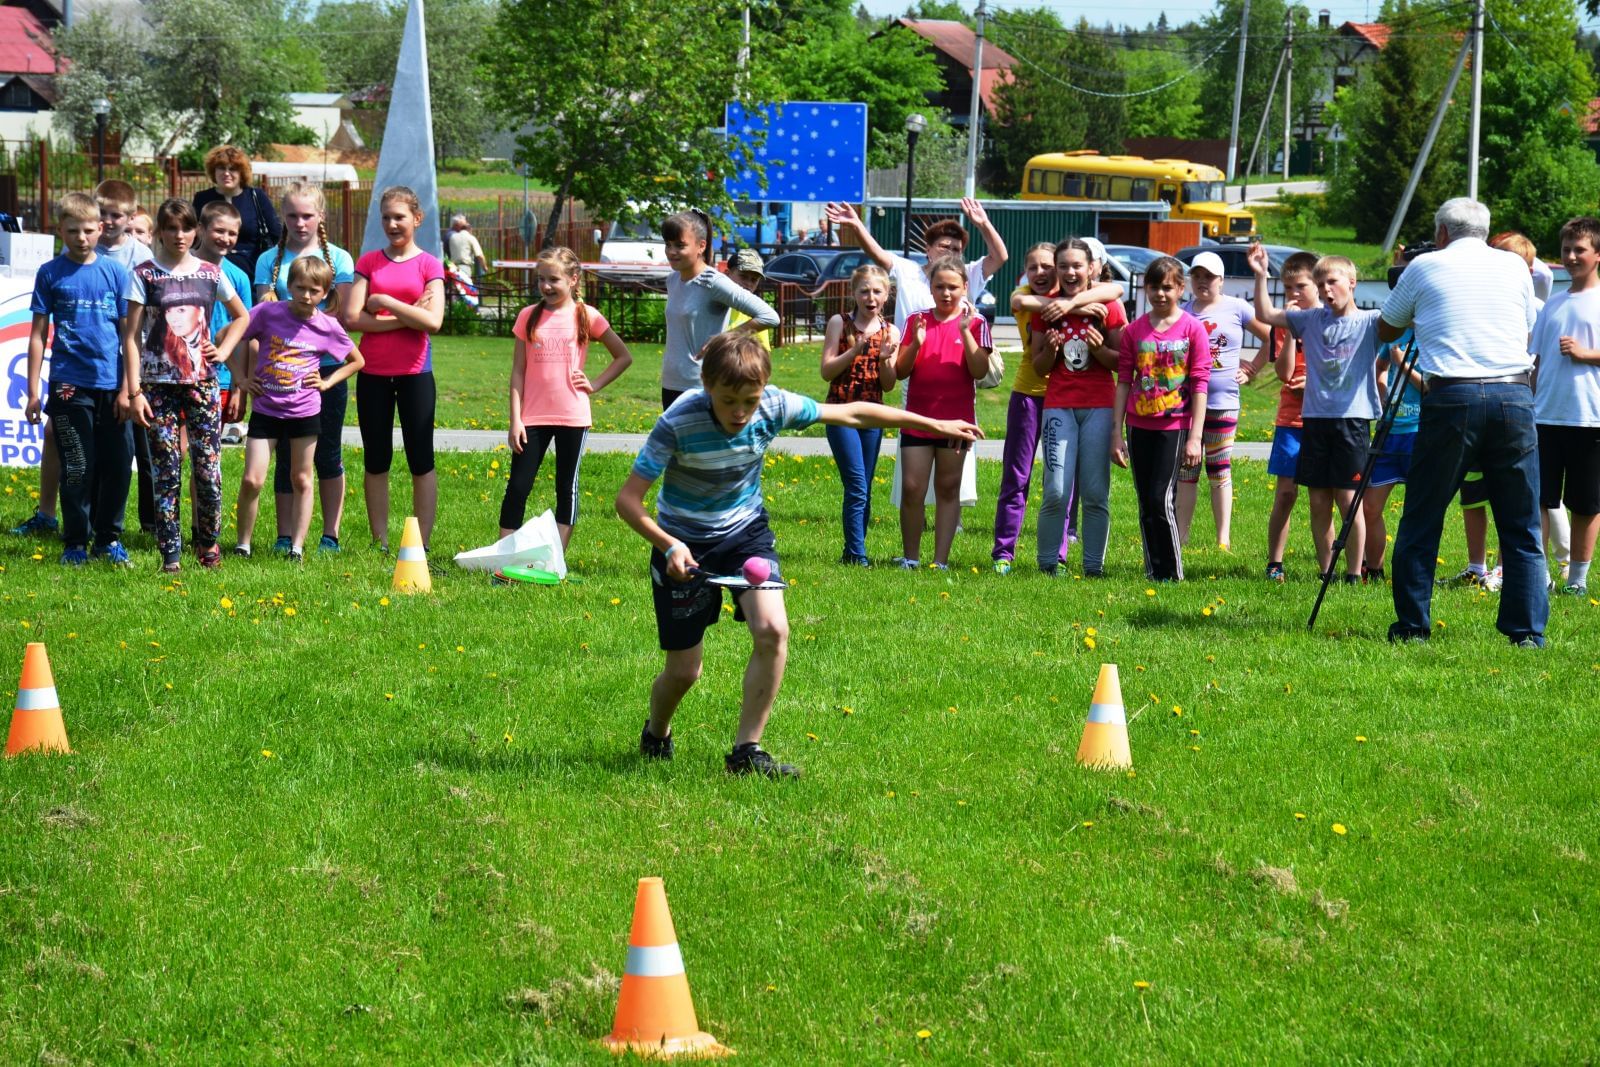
left=616, top=332, right=981, bottom=778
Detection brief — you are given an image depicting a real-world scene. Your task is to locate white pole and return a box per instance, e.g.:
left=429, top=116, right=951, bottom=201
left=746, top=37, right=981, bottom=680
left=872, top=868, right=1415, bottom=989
left=1467, top=0, right=1484, bottom=200
left=1382, top=33, right=1473, bottom=253
left=739, top=5, right=750, bottom=69
left=1226, top=0, right=1252, bottom=181
left=964, top=0, right=988, bottom=198
left=1282, top=10, right=1293, bottom=181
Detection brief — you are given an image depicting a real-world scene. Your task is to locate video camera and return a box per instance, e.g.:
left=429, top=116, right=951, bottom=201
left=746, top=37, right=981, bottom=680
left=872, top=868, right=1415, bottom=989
left=1387, top=241, right=1438, bottom=290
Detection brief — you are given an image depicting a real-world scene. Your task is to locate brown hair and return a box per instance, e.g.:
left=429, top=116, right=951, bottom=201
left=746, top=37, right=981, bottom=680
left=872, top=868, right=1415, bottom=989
left=1489, top=231, right=1537, bottom=267
left=57, top=193, right=100, bottom=226
left=662, top=210, right=712, bottom=250
left=199, top=200, right=241, bottom=227
left=700, top=331, right=770, bottom=388
left=1144, top=256, right=1184, bottom=290
left=1280, top=250, right=1319, bottom=282
left=1559, top=216, right=1600, bottom=248
left=154, top=198, right=198, bottom=233
left=203, top=145, right=253, bottom=187
left=924, top=219, right=968, bottom=250
left=286, top=254, right=335, bottom=294
left=520, top=246, right=591, bottom=349
left=379, top=185, right=424, bottom=219
left=269, top=182, right=336, bottom=294
left=1024, top=241, right=1056, bottom=262
left=92, top=179, right=137, bottom=214
left=926, top=254, right=968, bottom=287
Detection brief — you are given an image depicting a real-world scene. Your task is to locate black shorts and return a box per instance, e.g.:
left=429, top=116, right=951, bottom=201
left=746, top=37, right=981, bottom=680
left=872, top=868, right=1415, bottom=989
left=1459, top=472, right=1488, bottom=509
left=1295, top=417, right=1370, bottom=489
left=1538, top=424, right=1600, bottom=514
left=900, top=430, right=961, bottom=449
left=249, top=411, right=321, bottom=440
left=650, top=512, right=780, bottom=651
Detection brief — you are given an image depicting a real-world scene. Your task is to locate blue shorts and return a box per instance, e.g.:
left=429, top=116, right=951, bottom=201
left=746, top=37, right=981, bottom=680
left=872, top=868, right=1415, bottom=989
left=1267, top=426, right=1302, bottom=479
left=1369, top=430, right=1416, bottom=488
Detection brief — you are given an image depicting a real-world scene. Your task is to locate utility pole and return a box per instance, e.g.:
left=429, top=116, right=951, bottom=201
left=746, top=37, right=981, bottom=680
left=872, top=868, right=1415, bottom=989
left=1382, top=32, right=1472, bottom=253
left=1282, top=10, right=1293, bottom=181
left=1467, top=0, right=1484, bottom=199
left=739, top=5, right=750, bottom=70
left=1225, top=0, right=1252, bottom=180
left=964, top=0, right=988, bottom=198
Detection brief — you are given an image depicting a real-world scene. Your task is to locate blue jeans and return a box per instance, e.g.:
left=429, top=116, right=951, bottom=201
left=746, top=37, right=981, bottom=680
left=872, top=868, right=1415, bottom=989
left=1390, top=381, right=1548, bottom=644
left=1037, top=407, right=1113, bottom=572
left=826, top=425, right=883, bottom=561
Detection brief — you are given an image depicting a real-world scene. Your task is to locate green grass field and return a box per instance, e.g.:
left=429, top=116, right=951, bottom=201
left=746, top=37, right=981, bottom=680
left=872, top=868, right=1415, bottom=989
left=2, top=447, right=1597, bottom=1063
left=425, top=336, right=1286, bottom=444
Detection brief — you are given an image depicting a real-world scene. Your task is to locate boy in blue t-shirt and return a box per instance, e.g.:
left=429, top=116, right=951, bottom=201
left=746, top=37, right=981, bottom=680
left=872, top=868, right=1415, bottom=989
left=616, top=332, right=981, bottom=778
left=1362, top=329, right=1423, bottom=581
left=25, top=193, right=134, bottom=565
left=1251, top=244, right=1382, bottom=582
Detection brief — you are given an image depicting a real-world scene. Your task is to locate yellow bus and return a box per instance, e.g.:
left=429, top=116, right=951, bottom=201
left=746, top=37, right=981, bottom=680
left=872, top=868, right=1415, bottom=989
left=1020, top=152, right=1256, bottom=241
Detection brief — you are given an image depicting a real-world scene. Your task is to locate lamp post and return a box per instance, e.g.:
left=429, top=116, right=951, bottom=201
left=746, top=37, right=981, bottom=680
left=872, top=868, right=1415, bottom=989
left=91, top=97, right=110, bottom=183
left=902, top=112, right=926, bottom=255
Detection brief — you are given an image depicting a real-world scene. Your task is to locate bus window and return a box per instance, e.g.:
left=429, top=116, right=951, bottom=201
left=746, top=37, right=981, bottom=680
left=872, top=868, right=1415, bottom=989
left=1043, top=171, right=1062, bottom=195
left=1182, top=180, right=1225, bottom=204
left=1110, top=177, right=1132, bottom=200
left=1027, top=169, right=1041, bottom=193
left=1158, top=184, right=1178, bottom=206
left=1062, top=175, right=1083, bottom=197
left=1131, top=179, right=1153, bottom=202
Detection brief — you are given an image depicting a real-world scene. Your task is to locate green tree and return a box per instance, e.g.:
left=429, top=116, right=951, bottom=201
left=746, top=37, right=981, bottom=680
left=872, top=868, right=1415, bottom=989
left=1121, top=46, right=1205, bottom=139
left=757, top=11, right=946, bottom=170
left=1476, top=0, right=1600, bottom=251
left=50, top=12, right=179, bottom=154
left=1323, top=0, right=1464, bottom=244
left=984, top=13, right=1125, bottom=193
left=484, top=0, right=769, bottom=244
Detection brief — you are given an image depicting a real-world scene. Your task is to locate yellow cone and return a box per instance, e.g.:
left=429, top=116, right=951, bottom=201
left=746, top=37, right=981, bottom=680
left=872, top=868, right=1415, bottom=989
left=1076, top=663, right=1131, bottom=770
left=392, top=516, right=432, bottom=593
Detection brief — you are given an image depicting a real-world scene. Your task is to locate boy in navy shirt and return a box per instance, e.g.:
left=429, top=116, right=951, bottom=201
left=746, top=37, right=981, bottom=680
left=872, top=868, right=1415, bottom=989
left=25, top=193, right=134, bottom=565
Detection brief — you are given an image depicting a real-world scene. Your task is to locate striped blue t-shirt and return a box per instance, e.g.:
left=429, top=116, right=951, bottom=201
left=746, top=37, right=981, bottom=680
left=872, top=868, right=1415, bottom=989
left=633, top=387, right=821, bottom=540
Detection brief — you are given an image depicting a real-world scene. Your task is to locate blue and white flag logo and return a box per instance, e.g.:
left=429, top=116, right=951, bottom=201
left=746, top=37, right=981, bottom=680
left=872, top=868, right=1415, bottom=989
left=724, top=101, right=869, bottom=203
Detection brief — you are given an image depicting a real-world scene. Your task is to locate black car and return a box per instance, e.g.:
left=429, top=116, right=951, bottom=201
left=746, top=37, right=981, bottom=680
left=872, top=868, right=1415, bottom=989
left=762, top=249, right=874, bottom=287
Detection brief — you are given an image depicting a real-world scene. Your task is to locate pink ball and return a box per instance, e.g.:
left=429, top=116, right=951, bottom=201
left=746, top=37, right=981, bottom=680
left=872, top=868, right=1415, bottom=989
left=742, top=557, right=772, bottom=586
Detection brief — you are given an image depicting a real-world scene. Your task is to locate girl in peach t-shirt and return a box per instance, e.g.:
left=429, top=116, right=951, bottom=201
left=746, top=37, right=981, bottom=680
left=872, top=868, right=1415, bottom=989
left=500, top=246, right=633, bottom=547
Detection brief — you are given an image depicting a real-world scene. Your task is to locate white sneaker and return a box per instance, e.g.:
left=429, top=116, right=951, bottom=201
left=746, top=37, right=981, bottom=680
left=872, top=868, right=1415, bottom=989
left=221, top=422, right=246, bottom=444
left=1481, top=565, right=1503, bottom=592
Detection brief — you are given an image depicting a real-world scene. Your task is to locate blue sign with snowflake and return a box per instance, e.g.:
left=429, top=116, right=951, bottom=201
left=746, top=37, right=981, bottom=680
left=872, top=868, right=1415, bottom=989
left=723, top=101, right=868, bottom=203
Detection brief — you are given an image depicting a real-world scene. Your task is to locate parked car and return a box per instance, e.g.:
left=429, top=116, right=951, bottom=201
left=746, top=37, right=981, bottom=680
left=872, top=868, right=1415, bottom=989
left=762, top=249, right=874, bottom=287
left=1102, top=244, right=1165, bottom=279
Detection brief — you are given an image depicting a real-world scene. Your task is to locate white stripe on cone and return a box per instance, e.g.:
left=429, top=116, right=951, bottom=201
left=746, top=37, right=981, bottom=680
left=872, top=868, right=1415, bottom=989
left=624, top=942, right=686, bottom=978
left=397, top=546, right=426, bottom=562
left=1086, top=701, right=1126, bottom=725
left=14, top=686, right=59, bottom=711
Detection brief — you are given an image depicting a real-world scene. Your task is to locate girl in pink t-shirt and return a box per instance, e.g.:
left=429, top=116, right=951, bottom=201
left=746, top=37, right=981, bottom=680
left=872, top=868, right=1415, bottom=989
left=1111, top=256, right=1212, bottom=582
left=342, top=186, right=445, bottom=551
left=891, top=256, right=993, bottom=569
left=500, top=246, right=633, bottom=546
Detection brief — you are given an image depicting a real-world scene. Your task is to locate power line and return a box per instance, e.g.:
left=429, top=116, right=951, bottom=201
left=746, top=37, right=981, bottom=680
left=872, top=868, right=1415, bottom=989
left=988, top=24, right=1241, bottom=99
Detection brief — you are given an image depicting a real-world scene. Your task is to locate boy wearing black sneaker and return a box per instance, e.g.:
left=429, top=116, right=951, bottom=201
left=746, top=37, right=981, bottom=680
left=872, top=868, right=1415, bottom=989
left=617, top=332, right=980, bottom=777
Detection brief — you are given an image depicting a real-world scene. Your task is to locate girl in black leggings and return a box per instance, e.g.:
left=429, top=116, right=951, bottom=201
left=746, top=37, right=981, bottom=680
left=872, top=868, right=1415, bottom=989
left=342, top=186, right=446, bottom=550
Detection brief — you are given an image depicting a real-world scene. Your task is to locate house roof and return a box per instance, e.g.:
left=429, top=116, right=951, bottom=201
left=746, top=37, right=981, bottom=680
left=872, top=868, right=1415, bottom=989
left=1340, top=22, right=1390, bottom=50
left=893, top=18, right=1016, bottom=114
left=289, top=92, right=351, bottom=109
left=2, top=72, right=56, bottom=106
left=0, top=6, right=57, bottom=75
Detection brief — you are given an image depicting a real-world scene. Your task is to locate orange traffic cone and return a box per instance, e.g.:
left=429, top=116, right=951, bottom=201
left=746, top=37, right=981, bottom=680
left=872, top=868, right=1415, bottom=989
left=601, top=877, right=732, bottom=1059
left=6, top=642, right=71, bottom=757
left=392, top=516, right=432, bottom=594
left=1075, top=663, right=1131, bottom=770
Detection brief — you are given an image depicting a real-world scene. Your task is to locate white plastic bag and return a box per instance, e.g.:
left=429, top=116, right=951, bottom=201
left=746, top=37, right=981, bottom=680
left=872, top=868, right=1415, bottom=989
left=453, top=510, right=567, bottom=578
left=889, top=442, right=978, bottom=508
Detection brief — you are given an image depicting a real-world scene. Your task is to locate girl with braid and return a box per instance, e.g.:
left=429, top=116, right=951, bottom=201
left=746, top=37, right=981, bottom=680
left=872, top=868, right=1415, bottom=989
left=253, top=183, right=357, bottom=552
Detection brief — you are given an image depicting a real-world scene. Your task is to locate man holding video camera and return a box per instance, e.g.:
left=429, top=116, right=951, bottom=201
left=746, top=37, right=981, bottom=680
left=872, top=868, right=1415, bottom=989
left=1379, top=197, right=1546, bottom=646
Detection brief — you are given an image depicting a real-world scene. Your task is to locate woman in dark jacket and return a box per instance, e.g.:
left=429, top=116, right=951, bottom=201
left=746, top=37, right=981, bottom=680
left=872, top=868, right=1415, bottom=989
left=192, top=144, right=282, bottom=277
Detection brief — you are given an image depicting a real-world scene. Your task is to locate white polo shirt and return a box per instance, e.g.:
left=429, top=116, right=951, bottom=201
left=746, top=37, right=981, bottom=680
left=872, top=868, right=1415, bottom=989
left=1380, top=237, right=1537, bottom=379
left=889, top=255, right=991, bottom=334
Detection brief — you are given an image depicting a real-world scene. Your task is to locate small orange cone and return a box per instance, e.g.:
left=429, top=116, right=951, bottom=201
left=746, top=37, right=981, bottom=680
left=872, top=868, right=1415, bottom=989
left=601, top=877, right=732, bottom=1059
left=1076, top=663, right=1131, bottom=770
left=6, top=642, right=71, bottom=757
left=392, top=516, right=432, bottom=593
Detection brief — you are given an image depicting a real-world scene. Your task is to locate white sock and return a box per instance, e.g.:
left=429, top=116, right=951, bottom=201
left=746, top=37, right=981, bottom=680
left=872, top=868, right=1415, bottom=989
left=1468, top=562, right=1487, bottom=576
left=1570, top=561, right=1591, bottom=587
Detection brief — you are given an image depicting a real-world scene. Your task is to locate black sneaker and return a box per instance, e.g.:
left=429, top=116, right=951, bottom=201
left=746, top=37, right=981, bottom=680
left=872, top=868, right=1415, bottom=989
left=1265, top=562, right=1286, bottom=583
left=725, top=742, right=799, bottom=778
left=639, top=721, right=673, bottom=760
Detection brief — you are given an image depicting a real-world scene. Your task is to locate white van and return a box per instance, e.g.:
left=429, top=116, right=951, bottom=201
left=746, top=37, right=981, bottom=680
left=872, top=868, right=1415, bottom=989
left=594, top=218, right=671, bottom=281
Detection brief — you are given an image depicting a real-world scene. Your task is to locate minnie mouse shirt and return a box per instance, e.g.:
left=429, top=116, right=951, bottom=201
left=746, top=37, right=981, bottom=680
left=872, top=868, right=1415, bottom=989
left=1042, top=300, right=1129, bottom=409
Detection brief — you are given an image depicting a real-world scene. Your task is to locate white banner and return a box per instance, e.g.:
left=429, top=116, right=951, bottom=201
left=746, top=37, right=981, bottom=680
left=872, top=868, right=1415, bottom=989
left=1, top=267, right=48, bottom=468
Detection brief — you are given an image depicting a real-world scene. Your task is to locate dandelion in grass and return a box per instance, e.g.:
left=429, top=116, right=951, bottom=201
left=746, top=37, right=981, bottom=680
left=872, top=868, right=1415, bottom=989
left=1355, top=735, right=1367, bottom=743
left=379, top=596, right=391, bottom=607
left=1294, top=812, right=1307, bottom=820
left=1202, top=606, right=1213, bottom=617
left=283, top=607, right=297, bottom=617
left=220, top=596, right=233, bottom=609
left=806, top=732, right=818, bottom=741
left=1133, top=980, right=1151, bottom=990
left=1145, top=588, right=1156, bottom=596
left=66, top=632, right=76, bottom=639
left=384, top=693, right=394, bottom=701
left=1086, top=626, right=1097, bottom=637
left=504, top=732, right=513, bottom=745
left=1171, top=705, right=1182, bottom=717
left=1082, top=821, right=1094, bottom=828
left=609, top=598, right=621, bottom=606
left=1084, top=637, right=1096, bottom=650
left=262, top=749, right=274, bottom=758
left=916, top=1029, right=931, bottom=1040
left=1332, top=823, right=1348, bottom=836
left=18, top=620, right=29, bottom=629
